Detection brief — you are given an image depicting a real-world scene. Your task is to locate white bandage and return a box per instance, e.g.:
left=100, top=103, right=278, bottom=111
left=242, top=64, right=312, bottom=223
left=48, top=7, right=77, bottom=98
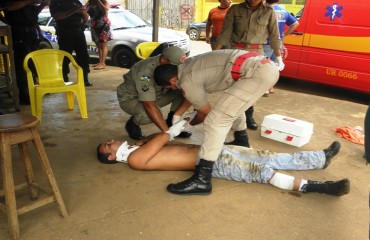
left=268, top=172, right=295, bottom=190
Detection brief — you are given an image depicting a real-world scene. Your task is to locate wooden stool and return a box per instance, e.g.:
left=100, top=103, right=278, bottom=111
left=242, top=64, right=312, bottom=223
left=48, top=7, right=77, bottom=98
left=0, top=113, right=68, bottom=239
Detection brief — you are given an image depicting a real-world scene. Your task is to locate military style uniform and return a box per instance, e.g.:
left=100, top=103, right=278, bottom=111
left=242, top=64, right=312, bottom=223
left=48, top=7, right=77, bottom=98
left=176, top=49, right=279, bottom=161
left=217, top=2, right=281, bottom=55
left=117, top=55, right=183, bottom=125
left=2, top=1, right=45, bottom=104
left=50, top=0, right=90, bottom=83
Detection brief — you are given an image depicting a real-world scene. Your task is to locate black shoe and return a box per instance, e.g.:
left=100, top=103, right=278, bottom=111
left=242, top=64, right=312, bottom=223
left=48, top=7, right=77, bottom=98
left=167, top=159, right=214, bottom=195
left=323, top=141, right=341, bottom=168
left=125, top=117, right=144, bottom=140
left=177, top=131, right=192, bottom=138
left=225, top=130, right=250, bottom=148
left=247, top=117, right=258, bottom=130
left=245, top=106, right=258, bottom=130
left=302, top=178, right=350, bottom=196
left=84, top=80, right=93, bottom=86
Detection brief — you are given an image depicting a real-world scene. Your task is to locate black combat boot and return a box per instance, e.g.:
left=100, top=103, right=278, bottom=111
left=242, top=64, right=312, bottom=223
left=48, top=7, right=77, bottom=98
left=165, top=111, right=192, bottom=138
left=301, top=178, right=350, bottom=196
left=167, top=159, right=214, bottom=195
left=245, top=106, right=258, bottom=130
left=225, top=130, right=250, bottom=148
left=125, top=117, right=144, bottom=140
left=323, top=141, right=341, bottom=168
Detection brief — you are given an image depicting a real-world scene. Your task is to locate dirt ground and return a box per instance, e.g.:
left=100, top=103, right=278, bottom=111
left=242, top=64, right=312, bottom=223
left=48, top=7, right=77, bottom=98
left=1, top=42, right=369, bottom=240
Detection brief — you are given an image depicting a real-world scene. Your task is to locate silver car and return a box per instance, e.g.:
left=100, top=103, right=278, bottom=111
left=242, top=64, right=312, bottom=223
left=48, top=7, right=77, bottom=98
left=38, top=8, right=191, bottom=68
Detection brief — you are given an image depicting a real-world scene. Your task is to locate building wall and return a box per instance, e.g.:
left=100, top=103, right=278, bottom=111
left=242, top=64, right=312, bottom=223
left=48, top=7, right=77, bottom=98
left=107, top=0, right=244, bottom=29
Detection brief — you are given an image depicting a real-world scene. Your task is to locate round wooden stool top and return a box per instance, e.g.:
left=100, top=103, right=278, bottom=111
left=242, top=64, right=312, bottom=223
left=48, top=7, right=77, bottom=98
left=0, top=113, right=39, bottom=133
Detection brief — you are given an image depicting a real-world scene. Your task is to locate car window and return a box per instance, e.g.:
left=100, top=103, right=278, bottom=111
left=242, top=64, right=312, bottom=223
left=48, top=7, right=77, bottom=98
left=109, top=10, right=150, bottom=30
left=49, top=18, right=56, bottom=27
left=38, top=14, right=51, bottom=26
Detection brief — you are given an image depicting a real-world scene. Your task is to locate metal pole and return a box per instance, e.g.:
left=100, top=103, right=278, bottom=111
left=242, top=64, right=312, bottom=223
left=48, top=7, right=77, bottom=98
left=152, top=0, right=159, bottom=41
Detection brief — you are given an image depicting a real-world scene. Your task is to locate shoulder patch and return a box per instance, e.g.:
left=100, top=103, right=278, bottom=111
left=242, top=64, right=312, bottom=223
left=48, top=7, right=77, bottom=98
left=140, top=75, right=151, bottom=82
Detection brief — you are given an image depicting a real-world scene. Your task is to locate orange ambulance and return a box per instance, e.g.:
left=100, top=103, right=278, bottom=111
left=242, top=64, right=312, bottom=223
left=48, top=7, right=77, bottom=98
left=281, top=0, right=370, bottom=93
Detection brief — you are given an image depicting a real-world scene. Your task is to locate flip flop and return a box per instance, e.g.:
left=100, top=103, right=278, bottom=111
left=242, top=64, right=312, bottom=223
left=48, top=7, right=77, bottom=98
left=91, top=63, right=100, bottom=67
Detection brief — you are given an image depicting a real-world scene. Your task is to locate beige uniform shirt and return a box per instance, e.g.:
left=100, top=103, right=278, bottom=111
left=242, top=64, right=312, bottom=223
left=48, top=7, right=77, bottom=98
left=177, top=49, right=266, bottom=109
left=217, top=2, right=281, bottom=51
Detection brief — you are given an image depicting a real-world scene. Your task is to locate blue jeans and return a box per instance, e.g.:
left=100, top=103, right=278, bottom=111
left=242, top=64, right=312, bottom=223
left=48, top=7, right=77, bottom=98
left=263, top=44, right=277, bottom=62
left=212, top=145, right=325, bottom=184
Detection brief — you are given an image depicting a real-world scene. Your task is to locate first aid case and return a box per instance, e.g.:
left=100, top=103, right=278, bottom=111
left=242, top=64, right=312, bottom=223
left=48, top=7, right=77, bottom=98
left=261, top=114, right=314, bottom=147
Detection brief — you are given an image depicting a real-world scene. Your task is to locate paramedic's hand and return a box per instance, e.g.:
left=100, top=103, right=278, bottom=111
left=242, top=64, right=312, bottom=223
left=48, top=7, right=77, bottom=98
left=166, top=120, right=186, bottom=141
left=276, top=56, right=285, bottom=71
left=172, top=115, right=182, bottom=125
left=183, top=111, right=197, bottom=122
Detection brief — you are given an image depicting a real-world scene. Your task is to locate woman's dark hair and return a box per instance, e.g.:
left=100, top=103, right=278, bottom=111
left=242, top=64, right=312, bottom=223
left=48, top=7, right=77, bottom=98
left=96, top=144, right=117, bottom=164
left=153, top=64, right=178, bottom=86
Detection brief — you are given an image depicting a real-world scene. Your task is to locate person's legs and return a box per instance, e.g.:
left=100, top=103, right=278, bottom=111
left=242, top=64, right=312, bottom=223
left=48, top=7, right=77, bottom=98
left=167, top=93, right=250, bottom=195
left=56, top=30, right=73, bottom=82
left=94, top=41, right=107, bottom=69
left=213, top=147, right=350, bottom=196
left=73, top=29, right=91, bottom=85
left=220, top=145, right=326, bottom=170
left=100, top=41, right=108, bottom=66
left=268, top=172, right=350, bottom=196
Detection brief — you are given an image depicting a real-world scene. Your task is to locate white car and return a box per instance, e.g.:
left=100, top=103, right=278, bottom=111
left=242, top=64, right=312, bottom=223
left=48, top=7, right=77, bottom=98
left=38, top=8, right=191, bottom=68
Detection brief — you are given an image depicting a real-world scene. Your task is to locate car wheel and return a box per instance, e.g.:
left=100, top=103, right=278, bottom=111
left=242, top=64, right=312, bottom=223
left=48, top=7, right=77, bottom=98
left=188, top=29, right=200, bottom=41
left=113, top=48, right=137, bottom=68
left=38, top=40, right=52, bottom=49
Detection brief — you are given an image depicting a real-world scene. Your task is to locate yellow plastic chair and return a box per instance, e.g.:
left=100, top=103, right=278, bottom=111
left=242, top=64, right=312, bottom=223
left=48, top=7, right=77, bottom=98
left=135, top=42, right=162, bottom=59
left=23, top=49, right=88, bottom=122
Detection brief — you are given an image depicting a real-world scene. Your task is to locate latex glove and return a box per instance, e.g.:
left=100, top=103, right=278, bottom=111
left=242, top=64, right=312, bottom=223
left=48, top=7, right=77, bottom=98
left=183, top=111, right=197, bottom=122
left=172, top=115, right=182, bottom=125
left=276, top=56, right=285, bottom=71
left=166, top=120, right=186, bottom=141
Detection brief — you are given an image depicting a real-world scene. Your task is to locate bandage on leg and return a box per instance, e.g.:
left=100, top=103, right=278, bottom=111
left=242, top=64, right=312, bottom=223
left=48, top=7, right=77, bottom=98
left=268, top=172, right=295, bottom=191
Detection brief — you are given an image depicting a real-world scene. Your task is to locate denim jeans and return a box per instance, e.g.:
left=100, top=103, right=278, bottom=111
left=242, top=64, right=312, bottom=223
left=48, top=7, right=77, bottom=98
left=263, top=44, right=277, bottom=62
left=212, top=145, right=325, bottom=184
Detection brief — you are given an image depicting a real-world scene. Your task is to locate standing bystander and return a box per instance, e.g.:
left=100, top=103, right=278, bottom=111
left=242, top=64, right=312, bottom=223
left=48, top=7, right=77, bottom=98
left=86, top=0, right=112, bottom=70
left=215, top=0, right=285, bottom=132
left=263, top=0, right=299, bottom=95
left=2, top=0, right=49, bottom=105
left=205, top=0, right=232, bottom=50
left=49, top=0, right=93, bottom=86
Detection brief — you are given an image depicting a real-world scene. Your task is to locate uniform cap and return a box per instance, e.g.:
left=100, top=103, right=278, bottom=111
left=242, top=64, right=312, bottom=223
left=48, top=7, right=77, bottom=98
left=162, top=46, right=186, bottom=65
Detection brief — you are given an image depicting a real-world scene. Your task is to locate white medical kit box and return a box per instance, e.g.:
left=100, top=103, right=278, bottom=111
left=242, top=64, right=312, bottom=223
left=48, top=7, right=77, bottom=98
left=261, top=114, right=314, bottom=147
